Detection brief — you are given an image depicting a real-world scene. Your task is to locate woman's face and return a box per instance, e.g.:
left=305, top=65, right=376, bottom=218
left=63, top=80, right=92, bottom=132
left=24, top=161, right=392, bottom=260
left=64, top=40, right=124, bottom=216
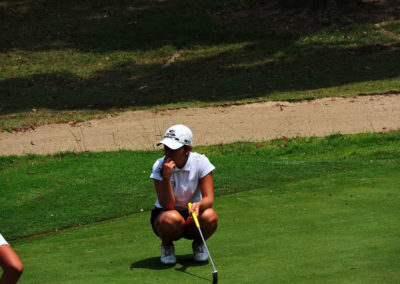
left=164, top=145, right=190, bottom=168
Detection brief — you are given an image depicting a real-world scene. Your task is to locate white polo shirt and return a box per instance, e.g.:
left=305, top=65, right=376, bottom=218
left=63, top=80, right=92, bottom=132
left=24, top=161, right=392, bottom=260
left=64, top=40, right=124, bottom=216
left=0, top=234, right=8, bottom=246
left=150, top=152, right=215, bottom=209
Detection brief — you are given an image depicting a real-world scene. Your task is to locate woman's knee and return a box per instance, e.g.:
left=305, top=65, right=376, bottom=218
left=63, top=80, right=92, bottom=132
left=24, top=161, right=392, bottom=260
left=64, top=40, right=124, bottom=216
left=200, top=208, right=218, bottom=226
left=157, top=210, right=185, bottom=230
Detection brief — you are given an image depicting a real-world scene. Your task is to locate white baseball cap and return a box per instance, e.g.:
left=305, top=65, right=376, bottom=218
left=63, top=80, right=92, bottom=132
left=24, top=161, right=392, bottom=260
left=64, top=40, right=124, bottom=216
left=157, top=124, right=193, bottom=150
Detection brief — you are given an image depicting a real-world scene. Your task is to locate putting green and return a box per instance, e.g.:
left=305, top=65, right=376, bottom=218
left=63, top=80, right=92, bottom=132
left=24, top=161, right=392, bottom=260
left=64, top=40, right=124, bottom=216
left=13, top=164, right=399, bottom=283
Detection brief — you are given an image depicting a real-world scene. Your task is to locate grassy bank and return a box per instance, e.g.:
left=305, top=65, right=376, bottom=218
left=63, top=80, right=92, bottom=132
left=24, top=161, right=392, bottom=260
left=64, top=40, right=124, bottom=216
left=8, top=131, right=400, bottom=283
left=1, top=131, right=399, bottom=240
left=1, top=0, right=399, bottom=131
left=13, top=180, right=399, bottom=283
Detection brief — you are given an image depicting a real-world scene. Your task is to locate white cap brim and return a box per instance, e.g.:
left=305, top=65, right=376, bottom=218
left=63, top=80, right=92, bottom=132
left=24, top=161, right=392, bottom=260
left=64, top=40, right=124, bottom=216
left=157, top=138, right=184, bottom=150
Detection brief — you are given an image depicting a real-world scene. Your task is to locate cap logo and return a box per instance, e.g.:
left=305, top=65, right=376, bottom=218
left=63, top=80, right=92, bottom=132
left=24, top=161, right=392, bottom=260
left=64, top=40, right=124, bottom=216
left=164, top=129, right=180, bottom=142
left=157, top=125, right=192, bottom=148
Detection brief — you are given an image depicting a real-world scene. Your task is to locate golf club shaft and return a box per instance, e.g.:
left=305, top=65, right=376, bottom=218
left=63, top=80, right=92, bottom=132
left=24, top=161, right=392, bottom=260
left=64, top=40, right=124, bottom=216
left=196, top=226, right=217, bottom=273
left=188, top=203, right=217, bottom=273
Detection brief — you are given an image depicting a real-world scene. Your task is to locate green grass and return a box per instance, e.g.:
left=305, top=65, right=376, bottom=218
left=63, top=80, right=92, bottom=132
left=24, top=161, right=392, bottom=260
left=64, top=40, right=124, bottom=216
left=382, top=21, right=400, bottom=34
left=1, top=131, right=400, bottom=241
left=1, top=131, right=399, bottom=282
left=1, top=0, right=399, bottom=131
left=10, top=145, right=400, bottom=283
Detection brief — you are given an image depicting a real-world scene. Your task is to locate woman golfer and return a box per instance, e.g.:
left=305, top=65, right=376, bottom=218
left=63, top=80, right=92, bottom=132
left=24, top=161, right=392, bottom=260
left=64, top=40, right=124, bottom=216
left=150, top=124, right=218, bottom=264
left=0, top=233, right=23, bottom=283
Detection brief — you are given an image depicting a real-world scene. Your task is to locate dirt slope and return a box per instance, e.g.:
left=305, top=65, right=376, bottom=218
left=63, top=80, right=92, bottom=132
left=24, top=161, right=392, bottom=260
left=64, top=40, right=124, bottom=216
left=0, top=94, right=399, bottom=156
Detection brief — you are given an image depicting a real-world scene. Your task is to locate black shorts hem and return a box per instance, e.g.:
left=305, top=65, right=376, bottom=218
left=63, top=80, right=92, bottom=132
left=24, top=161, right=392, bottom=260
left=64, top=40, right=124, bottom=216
left=150, top=207, right=192, bottom=239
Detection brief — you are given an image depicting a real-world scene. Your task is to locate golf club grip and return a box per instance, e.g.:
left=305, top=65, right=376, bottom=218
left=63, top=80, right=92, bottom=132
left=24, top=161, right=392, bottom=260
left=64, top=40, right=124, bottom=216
left=188, top=203, right=200, bottom=228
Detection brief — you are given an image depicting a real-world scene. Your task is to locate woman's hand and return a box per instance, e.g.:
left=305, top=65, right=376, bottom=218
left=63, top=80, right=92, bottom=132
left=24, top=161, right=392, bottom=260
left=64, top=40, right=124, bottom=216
left=189, top=202, right=201, bottom=217
left=162, top=157, right=176, bottom=180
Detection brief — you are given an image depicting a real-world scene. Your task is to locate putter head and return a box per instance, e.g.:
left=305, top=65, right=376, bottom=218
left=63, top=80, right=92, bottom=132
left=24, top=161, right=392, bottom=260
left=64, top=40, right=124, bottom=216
left=213, top=271, right=218, bottom=284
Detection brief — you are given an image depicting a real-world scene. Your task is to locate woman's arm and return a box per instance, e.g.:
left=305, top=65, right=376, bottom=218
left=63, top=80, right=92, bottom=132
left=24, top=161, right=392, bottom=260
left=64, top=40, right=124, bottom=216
left=0, top=244, right=24, bottom=283
left=154, top=157, right=176, bottom=210
left=190, top=172, right=214, bottom=216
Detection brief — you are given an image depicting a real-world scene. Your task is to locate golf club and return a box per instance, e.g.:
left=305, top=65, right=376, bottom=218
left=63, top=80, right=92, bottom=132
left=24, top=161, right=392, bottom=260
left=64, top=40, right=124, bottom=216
left=188, top=203, right=218, bottom=284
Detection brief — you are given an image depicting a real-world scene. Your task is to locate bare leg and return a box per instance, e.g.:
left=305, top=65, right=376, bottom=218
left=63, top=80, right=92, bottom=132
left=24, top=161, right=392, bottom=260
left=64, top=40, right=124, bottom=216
left=154, top=210, right=185, bottom=245
left=186, top=208, right=218, bottom=242
left=0, top=245, right=23, bottom=284
left=198, top=208, right=218, bottom=240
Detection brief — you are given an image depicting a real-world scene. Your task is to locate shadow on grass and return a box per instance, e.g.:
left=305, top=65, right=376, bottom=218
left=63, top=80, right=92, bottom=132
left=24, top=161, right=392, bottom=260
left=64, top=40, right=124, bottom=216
left=1, top=42, right=399, bottom=114
left=130, top=254, right=210, bottom=282
left=1, top=0, right=399, bottom=116
left=1, top=0, right=398, bottom=53
left=130, top=256, right=170, bottom=271
left=0, top=0, right=222, bottom=53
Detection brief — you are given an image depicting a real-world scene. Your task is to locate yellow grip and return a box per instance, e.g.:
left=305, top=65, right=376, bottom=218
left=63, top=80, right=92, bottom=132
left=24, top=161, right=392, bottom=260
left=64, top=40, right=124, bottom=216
left=188, top=203, right=200, bottom=228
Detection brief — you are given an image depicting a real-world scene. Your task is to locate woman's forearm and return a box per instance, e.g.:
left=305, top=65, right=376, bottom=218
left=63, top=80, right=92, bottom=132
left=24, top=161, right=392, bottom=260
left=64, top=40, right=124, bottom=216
left=199, top=195, right=213, bottom=210
left=198, top=173, right=214, bottom=211
left=156, top=179, right=175, bottom=210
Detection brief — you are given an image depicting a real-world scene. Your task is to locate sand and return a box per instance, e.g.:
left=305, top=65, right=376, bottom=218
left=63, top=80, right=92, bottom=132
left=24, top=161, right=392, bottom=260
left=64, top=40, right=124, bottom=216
left=1, top=94, right=399, bottom=156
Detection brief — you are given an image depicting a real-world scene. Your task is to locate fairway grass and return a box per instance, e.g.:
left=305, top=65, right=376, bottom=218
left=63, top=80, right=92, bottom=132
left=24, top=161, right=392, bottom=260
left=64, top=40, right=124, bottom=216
left=13, top=162, right=399, bottom=283
left=2, top=131, right=400, bottom=240
left=2, top=131, right=399, bottom=283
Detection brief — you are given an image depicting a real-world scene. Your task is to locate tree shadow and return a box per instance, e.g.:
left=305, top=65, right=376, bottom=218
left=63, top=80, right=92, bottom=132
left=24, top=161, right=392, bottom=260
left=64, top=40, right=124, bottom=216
left=1, top=40, right=399, bottom=115
left=130, top=254, right=210, bottom=282
left=217, top=0, right=400, bottom=33
left=1, top=0, right=398, bottom=53
left=0, top=0, right=399, bottom=117
left=0, top=0, right=224, bottom=53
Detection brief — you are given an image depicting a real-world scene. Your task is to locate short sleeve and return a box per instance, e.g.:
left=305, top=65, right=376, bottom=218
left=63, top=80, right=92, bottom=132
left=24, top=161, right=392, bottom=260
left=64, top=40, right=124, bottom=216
left=150, top=158, right=163, bottom=181
left=0, top=234, right=8, bottom=246
left=198, top=155, right=215, bottom=179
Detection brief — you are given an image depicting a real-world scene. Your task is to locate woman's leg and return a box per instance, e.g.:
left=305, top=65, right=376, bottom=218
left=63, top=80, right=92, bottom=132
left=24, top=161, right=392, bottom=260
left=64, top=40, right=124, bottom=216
left=185, top=208, right=218, bottom=242
left=184, top=208, right=218, bottom=261
left=0, top=245, right=23, bottom=284
left=154, top=210, right=186, bottom=245
left=198, top=208, right=218, bottom=240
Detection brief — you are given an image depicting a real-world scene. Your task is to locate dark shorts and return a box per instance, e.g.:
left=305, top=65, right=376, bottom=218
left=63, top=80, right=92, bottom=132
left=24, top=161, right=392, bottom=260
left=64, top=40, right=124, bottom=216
left=150, top=207, right=193, bottom=239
